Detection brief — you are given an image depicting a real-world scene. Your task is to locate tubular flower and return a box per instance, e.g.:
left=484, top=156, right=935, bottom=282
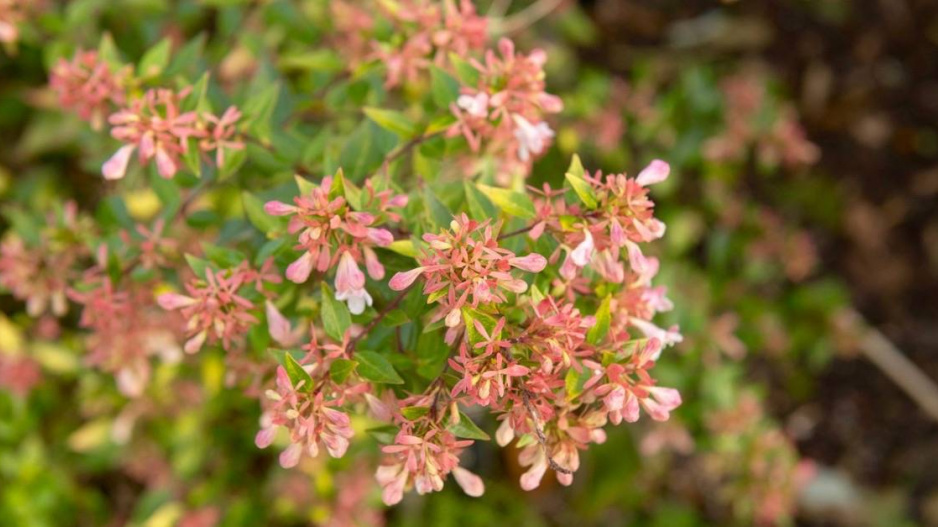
left=0, top=0, right=35, bottom=45
left=265, top=174, right=407, bottom=314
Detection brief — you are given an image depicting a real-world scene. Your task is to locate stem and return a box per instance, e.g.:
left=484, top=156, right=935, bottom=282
left=854, top=309, right=938, bottom=423
left=498, top=224, right=535, bottom=241
left=345, top=282, right=417, bottom=355
left=384, top=130, right=445, bottom=166
left=491, top=0, right=565, bottom=35
left=521, top=390, right=574, bottom=475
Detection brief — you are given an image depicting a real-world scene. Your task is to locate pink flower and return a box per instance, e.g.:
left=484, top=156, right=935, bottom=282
left=452, top=466, right=485, bottom=497
left=389, top=267, right=425, bottom=291
left=50, top=50, right=127, bottom=129
left=257, top=367, right=355, bottom=467
left=157, top=262, right=274, bottom=353
left=635, top=159, right=670, bottom=186
left=267, top=173, right=406, bottom=292
left=569, top=230, right=595, bottom=267
left=509, top=253, right=547, bottom=272
left=103, top=88, right=204, bottom=180
left=102, top=145, right=135, bottom=180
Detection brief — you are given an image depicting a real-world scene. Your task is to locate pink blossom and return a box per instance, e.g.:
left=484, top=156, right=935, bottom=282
left=389, top=267, right=425, bottom=291
left=103, top=88, right=204, bottom=180
left=50, top=50, right=128, bottom=129
left=635, top=159, right=670, bottom=186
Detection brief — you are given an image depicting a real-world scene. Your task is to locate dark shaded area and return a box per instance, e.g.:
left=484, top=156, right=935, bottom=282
left=577, top=0, right=938, bottom=522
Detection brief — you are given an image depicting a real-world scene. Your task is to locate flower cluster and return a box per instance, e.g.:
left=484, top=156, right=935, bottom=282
left=389, top=213, right=546, bottom=341
left=704, top=71, right=819, bottom=168
left=49, top=50, right=128, bottom=129
left=265, top=174, right=407, bottom=314
left=704, top=393, right=816, bottom=526
left=365, top=0, right=488, bottom=88
left=255, top=366, right=356, bottom=467
left=0, top=203, right=91, bottom=317
left=70, top=268, right=184, bottom=397
left=104, top=88, right=243, bottom=180
left=377, top=426, right=483, bottom=505
left=48, top=49, right=244, bottom=180
left=448, top=38, right=563, bottom=173
left=158, top=260, right=280, bottom=353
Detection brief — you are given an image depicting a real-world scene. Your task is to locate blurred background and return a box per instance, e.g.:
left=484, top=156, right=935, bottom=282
left=2, top=0, right=938, bottom=526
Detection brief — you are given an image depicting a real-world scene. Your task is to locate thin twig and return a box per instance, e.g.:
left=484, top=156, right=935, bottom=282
left=521, top=390, right=573, bottom=474
left=855, top=311, right=938, bottom=423
left=498, top=224, right=535, bottom=241
left=491, top=0, right=565, bottom=35
left=384, top=131, right=445, bottom=166
left=345, top=282, right=417, bottom=355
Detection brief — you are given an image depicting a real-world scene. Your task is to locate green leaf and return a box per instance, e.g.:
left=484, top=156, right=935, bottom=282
left=202, top=243, right=246, bottom=269
left=564, top=154, right=598, bottom=209
left=586, top=295, right=612, bottom=345
left=97, top=33, right=123, bottom=69
left=387, top=239, right=418, bottom=258
left=137, top=37, right=172, bottom=78
left=278, top=50, right=344, bottom=72
left=328, top=168, right=346, bottom=200
left=330, top=358, right=357, bottom=384
left=367, top=425, right=400, bottom=444
left=565, top=366, right=589, bottom=400
left=448, top=412, right=490, bottom=440
left=283, top=353, right=315, bottom=392
left=423, top=187, right=453, bottom=228
left=295, top=174, right=316, bottom=196
left=476, top=184, right=536, bottom=220
left=184, top=254, right=211, bottom=279
left=462, top=307, right=500, bottom=348
left=401, top=406, right=431, bottom=421
left=464, top=181, right=497, bottom=221
left=242, top=192, right=280, bottom=235
left=530, top=284, right=546, bottom=305
left=243, top=82, right=280, bottom=144
left=321, top=283, right=352, bottom=341
left=448, top=53, right=480, bottom=86
left=430, top=66, right=460, bottom=107
left=339, top=120, right=398, bottom=182
left=355, top=350, right=404, bottom=384
left=363, top=107, right=417, bottom=138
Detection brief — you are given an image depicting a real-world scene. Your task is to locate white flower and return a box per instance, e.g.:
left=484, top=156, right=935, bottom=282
left=457, top=92, right=490, bottom=118
left=336, top=287, right=373, bottom=315
left=512, top=114, right=554, bottom=162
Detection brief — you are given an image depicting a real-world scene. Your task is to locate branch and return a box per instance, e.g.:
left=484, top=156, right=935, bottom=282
left=345, top=282, right=418, bottom=355
left=491, top=0, right=566, bottom=36
left=497, top=224, right=535, bottom=241
left=384, top=130, right=445, bottom=166
left=521, top=390, right=574, bottom=475
left=854, top=310, right=938, bottom=423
